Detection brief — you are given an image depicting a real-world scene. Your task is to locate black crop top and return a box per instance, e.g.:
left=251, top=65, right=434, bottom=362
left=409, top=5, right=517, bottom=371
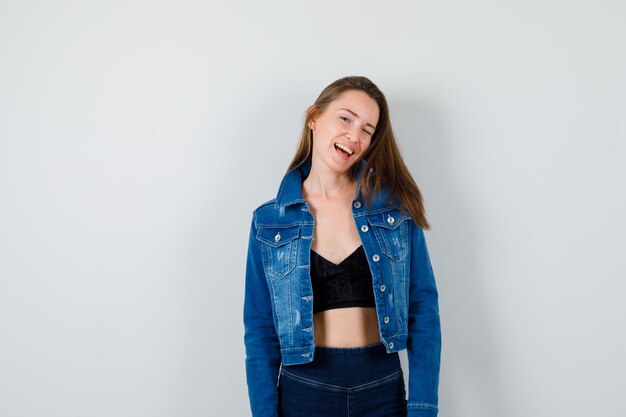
left=310, top=245, right=376, bottom=314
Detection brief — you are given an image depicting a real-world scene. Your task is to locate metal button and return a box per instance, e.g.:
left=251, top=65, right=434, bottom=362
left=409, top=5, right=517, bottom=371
left=380, top=284, right=386, bottom=292
left=387, top=215, right=395, bottom=225
left=384, top=316, right=390, bottom=324
left=353, top=201, right=362, bottom=209
left=274, top=233, right=281, bottom=242
left=361, top=225, right=369, bottom=232
left=372, top=254, right=380, bottom=262
left=388, top=342, right=394, bottom=349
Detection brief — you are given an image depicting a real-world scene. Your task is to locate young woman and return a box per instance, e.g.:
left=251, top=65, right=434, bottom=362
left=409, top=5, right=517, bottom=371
left=243, top=76, right=442, bottom=417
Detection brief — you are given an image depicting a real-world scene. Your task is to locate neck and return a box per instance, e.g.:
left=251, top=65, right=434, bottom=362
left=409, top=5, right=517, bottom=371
left=302, top=159, right=355, bottom=200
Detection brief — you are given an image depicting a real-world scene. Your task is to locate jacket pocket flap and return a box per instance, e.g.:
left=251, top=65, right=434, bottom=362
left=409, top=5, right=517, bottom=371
left=367, top=209, right=410, bottom=229
left=256, top=226, right=300, bottom=247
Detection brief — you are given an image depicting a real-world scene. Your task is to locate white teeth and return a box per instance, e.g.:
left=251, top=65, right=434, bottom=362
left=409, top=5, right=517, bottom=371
left=334, top=143, right=354, bottom=155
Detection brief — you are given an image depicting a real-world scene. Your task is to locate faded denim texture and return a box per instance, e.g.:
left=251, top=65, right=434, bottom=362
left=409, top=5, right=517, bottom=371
left=243, top=158, right=442, bottom=417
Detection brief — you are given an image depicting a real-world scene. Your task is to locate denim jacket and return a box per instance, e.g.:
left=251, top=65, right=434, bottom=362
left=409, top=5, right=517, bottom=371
left=243, top=158, right=442, bottom=417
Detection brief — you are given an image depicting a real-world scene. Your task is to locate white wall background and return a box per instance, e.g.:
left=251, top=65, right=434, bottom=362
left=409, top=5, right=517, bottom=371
left=1, top=1, right=624, bottom=416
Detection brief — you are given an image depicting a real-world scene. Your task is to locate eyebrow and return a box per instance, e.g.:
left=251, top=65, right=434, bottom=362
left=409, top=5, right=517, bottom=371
left=339, top=108, right=377, bottom=130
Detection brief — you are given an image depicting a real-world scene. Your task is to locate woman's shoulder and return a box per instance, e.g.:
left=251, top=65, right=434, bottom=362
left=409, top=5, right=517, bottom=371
left=253, top=197, right=276, bottom=212
left=251, top=198, right=277, bottom=221
left=251, top=197, right=298, bottom=228
left=365, top=185, right=402, bottom=212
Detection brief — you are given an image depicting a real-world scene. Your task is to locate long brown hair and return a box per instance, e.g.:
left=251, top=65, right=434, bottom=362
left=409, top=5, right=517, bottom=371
left=288, top=75, right=431, bottom=230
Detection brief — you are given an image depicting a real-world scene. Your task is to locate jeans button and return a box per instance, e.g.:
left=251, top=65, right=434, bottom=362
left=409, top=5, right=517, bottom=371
left=388, top=342, right=394, bottom=349
left=353, top=201, right=362, bottom=209
left=384, top=316, right=390, bottom=324
left=361, top=225, right=369, bottom=232
left=380, top=284, right=386, bottom=292
left=372, top=254, right=380, bottom=262
left=274, top=233, right=281, bottom=242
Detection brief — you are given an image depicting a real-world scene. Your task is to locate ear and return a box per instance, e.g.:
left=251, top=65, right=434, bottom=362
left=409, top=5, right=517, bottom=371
left=307, top=105, right=317, bottom=130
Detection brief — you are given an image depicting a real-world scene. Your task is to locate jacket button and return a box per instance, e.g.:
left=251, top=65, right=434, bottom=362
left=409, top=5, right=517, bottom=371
left=372, top=254, right=380, bottom=262
left=387, top=215, right=395, bottom=225
left=274, top=233, right=281, bottom=242
left=361, top=225, right=369, bottom=232
left=353, top=201, right=362, bottom=209
left=384, top=316, right=390, bottom=324
left=388, top=342, right=394, bottom=349
left=380, top=284, right=386, bottom=292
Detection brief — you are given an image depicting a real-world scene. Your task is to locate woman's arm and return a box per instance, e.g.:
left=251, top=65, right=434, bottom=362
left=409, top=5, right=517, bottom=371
left=406, top=222, right=442, bottom=417
left=243, top=213, right=281, bottom=417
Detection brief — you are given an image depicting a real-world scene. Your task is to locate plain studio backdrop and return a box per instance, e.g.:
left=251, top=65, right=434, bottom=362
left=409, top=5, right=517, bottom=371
left=1, top=1, right=624, bottom=416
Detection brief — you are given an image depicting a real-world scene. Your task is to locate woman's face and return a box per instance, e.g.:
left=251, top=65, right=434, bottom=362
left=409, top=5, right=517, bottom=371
left=309, top=89, right=380, bottom=175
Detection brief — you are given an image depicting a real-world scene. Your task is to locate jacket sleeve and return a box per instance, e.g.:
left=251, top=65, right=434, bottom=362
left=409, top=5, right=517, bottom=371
left=406, top=222, right=442, bottom=417
left=243, top=213, right=281, bottom=417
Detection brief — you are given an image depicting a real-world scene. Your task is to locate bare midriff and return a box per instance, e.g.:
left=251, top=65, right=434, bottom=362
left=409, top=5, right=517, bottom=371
left=313, top=306, right=381, bottom=347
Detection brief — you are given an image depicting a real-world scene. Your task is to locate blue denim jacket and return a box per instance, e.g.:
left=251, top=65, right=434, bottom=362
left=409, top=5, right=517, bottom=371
left=243, top=158, right=442, bottom=417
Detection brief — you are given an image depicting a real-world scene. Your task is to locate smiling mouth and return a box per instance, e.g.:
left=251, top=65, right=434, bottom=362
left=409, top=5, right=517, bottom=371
left=334, top=142, right=354, bottom=156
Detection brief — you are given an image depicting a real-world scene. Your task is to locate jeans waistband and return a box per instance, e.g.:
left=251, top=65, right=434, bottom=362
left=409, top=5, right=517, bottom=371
left=281, top=342, right=401, bottom=387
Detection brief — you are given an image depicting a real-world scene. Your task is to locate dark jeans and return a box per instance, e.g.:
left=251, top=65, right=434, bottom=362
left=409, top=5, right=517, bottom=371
left=278, top=342, right=408, bottom=417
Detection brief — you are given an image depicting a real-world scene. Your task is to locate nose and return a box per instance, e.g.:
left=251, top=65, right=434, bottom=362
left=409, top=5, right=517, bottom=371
left=346, top=125, right=361, bottom=142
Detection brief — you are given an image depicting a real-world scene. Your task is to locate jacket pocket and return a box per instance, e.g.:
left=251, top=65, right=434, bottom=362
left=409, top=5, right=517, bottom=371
left=367, top=209, right=410, bottom=261
left=256, top=225, right=300, bottom=279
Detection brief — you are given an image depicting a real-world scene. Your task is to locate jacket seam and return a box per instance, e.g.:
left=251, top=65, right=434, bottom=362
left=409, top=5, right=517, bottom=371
left=407, top=402, right=438, bottom=411
left=256, top=222, right=308, bottom=228
left=280, top=345, right=314, bottom=352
